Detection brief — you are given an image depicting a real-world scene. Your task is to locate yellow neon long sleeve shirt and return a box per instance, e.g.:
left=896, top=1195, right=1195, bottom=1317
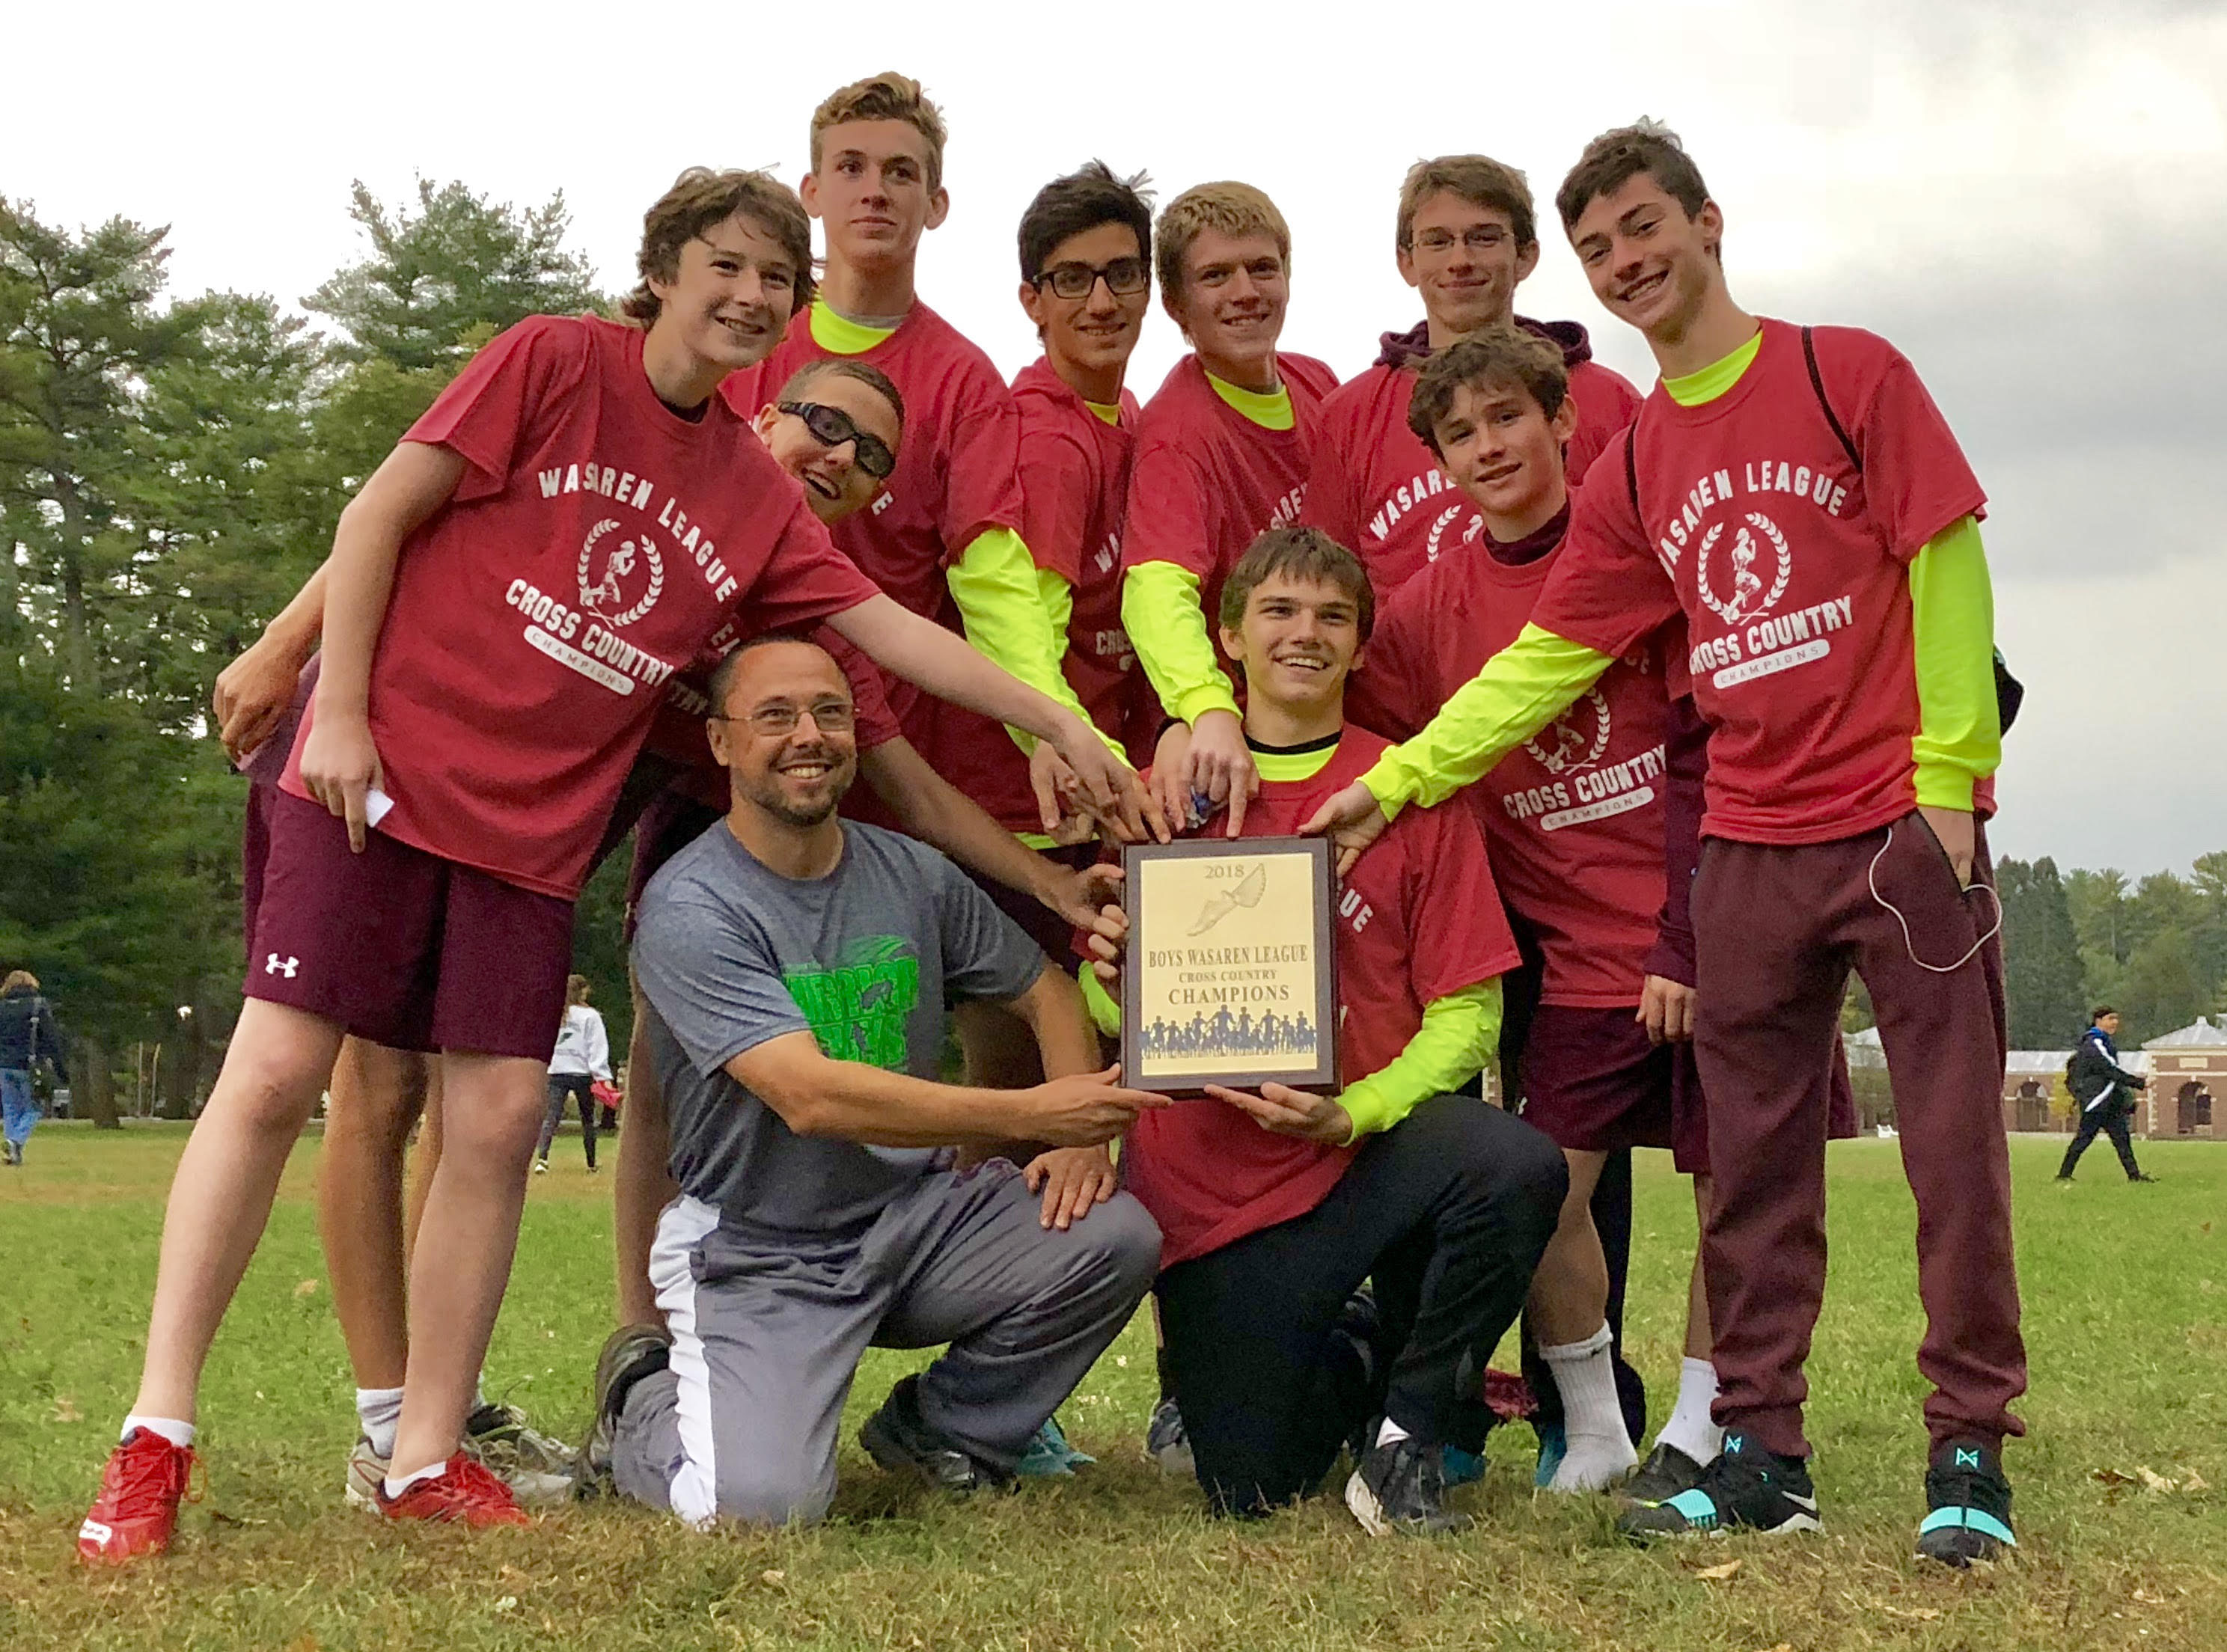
left=1907, top=515, right=2000, bottom=810
left=1360, top=625, right=1613, bottom=817
left=945, top=527, right=1117, bottom=753
left=1121, top=561, right=1240, bottom=726
left=1338, top=978, right=1502, bottom=1139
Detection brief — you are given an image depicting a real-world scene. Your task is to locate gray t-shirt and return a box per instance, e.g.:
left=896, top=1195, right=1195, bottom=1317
left=633, top=819, right=1048, bottom=1232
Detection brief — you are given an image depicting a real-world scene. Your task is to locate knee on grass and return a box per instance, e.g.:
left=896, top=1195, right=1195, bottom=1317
left=708, top=1454, right=838, bottom=1529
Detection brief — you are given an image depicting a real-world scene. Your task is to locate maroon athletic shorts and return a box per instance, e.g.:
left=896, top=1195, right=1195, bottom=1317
left=964, top=842, right=1100, bottom=967
left=245, top=789, right=573, bottom=1059
left=1521, top=1003, right=1709, bottom=1175
left=241, top=780, right=275, bottom=956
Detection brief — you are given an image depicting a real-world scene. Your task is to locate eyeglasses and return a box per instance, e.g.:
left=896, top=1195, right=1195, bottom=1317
left=777, top=401, right=896, bottom=480
left=712, top=702, right=858, bottom=738
left=1411, top=226, right=1512, bottom=254
left=1033, top=257, right=1150, bottom=302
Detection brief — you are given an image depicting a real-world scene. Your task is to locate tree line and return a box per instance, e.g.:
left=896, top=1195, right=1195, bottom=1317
left=0, top=180, right=622, bottom=1123
left=5, top=179, right=2221, bottom=1119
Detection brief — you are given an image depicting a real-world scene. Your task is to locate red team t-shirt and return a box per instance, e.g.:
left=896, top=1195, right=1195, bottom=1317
left=946, top=358, right=1147, bottom=834
left=1536, top=321, right=1987, bottom=846
left=1121, top=729, right=1521, bottom=1270
left=1013, top=358, right=1149, bottom=751
left=281, top=315, right=880, bottom=899
left=1303, top=319, right=1640, bottom=596
left=1350, top=495, right=1672, bottom=1008
left=1120, top=352, right=1340, bottom=685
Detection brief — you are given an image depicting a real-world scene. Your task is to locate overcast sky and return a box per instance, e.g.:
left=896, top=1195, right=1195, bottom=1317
left=16, top=1, right=2224, bottom=876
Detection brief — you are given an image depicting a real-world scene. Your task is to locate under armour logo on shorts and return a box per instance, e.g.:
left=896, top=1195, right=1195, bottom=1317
left=265, top=954, right=300, bottom=978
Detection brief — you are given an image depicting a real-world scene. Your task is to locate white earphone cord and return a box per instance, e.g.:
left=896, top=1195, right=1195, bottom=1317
left=1866, top=820, right=2003, bottom=974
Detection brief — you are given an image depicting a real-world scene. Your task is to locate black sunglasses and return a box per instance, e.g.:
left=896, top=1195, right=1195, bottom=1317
left=778, top=400, right=897, bottom=479
left=1032, top=257, right=1150, bottom=301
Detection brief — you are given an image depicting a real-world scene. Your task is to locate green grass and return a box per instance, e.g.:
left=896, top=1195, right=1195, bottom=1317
left=1, top=1125, right=2221, bottom=1651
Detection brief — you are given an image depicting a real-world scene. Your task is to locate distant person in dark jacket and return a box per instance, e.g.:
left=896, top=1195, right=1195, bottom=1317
left=2056, top=1007, right=2154, bottom=1184
left=1, top=970, right=67, bottom=1167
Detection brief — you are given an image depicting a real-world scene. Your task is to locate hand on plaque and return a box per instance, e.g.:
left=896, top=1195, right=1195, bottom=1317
left=1205, top=1082, right=1354, bottom=1145
left=1085, top=901, right=1127, bottom=994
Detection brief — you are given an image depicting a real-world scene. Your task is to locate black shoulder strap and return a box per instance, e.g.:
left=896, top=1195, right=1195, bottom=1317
left=1623, top=414, right=1642, bottom=521
left=1801, top=325, right=1861, bottom=473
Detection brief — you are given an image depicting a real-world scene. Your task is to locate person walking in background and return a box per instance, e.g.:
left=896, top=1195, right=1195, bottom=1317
left=2057, top=1006, right=2154, bottom=1184
left=537, top=976, right=612, bottom=1174
left=1, top=970, right=67, bottom=1167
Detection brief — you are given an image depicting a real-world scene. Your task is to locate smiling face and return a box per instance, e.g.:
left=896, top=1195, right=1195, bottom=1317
left=1430, top=379, right=1576, bottom=533
left=1019, top=220, right=1149, bottom=391
left=646, top=213, right=801, bottom=375
left=751, top=371, right=903, bottom=524
left=1219, top=571, right=1363, bottom=718
left=1568, top=171, right=1724, bottom=346
left=1397, top=191, right=1539, bottom=340
left=708, top=642, right=860, bottom=829
left=1167, top=227, right=1289, bottom=378
left=801, top=117, right=950, bottom=272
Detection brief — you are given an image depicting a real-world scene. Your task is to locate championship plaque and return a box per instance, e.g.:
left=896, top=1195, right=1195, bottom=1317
left=1120, top=835, right=1339, bottom=1095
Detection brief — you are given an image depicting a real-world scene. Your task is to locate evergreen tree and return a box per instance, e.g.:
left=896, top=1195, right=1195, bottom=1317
left=1997, top=856, right=2089, bottom=1047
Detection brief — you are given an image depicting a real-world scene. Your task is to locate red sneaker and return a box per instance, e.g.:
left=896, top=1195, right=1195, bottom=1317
left=375, top=1453, right=532, bottom=1528
left=78, top=1428, right=199, bottom=1564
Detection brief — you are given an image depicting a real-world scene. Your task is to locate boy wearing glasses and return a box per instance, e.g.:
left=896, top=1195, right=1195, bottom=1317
left=723, top=75, right=1123, bottom=843
left=586, top=634, right=1167, bottom=1529
left=1305, top=156, right=1639, bottom=596
left=1010, top=162, right=1157, bottom=781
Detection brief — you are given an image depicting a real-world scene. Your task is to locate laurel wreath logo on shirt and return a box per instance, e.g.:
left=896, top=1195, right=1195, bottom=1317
left=577, top=518, right=666, bottom=629
left=1524, top=687, right=1613, bottom=775
left=1423, top=504, right=1482, bottom=565
left=1694, top=510, right=1791, bottom=625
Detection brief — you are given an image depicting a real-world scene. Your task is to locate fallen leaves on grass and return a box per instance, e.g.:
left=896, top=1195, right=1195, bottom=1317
left=1879, top=1604, right=1943, bottom=1622
left=293, top=1278, right=320, bottom=1298
left=1694, top=1559, right=1742, bottom=1582
left=49, top=1397, right=80, bottom=1423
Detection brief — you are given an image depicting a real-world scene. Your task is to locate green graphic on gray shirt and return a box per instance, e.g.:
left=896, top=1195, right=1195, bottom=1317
left=783, top=937, right=921, bottom=1069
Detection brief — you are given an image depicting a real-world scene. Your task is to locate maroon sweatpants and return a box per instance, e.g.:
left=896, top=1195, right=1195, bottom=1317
left=1691, top=814, right=2023, bottom=1458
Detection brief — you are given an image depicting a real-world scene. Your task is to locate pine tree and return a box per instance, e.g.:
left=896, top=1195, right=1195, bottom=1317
left=1998, top=856, right=2089, bottom=1048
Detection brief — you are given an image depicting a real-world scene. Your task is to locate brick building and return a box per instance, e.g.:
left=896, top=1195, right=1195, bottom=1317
left=2140, top=1016, right=2225, bottom=1139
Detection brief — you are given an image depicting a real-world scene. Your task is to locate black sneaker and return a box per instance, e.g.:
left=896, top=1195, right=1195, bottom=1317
left=575, top=1323, right=671, bottom=1499
left=2131, top=1172, right=2159, bottom=1184
left=1345, top=1434, right=1472, bottom=1537
left=860, top=1374, right=1009, bottom=1497
left=1616, top=1431, right=1822, bottom=1539
left=1144, top=1397, right=1195, bottom=1478
left=1624, top=1440, right=1711, bottom=1504
left=1917, top=1439, right=2016, bottom=1567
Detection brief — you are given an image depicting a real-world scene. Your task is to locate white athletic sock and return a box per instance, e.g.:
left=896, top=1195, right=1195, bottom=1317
left=123, top=1415, right=195, bottom=1450
left=1655, top=1356, right=1723, bottom=1466
left=1374, top=1416, right=1411, bottom=1451
left=1541, top=1324, right=1637, bottom=1493
left=355, top=1386, right=405, bottom=1460
left=383, top=1460, right=445, bottom=1499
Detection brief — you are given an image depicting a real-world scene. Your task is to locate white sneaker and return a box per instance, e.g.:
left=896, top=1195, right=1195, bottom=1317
left=343, top=1434, right=390, bottom=1511
left=533, top=1160, right=549, bottom=1175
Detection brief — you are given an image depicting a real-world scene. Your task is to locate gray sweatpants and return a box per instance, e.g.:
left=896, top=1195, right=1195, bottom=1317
left=611, top=1160, right=1160, bottom=1527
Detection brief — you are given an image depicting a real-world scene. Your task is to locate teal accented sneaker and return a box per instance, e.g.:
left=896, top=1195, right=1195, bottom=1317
left=1616, top=1431, right=1821, bottom=1540
left=1916, top=1439, right=2016, bottom=1567
left=1533, top=1419, right=1566, bottom=1488
left=1015, top=1414, right=1095, bottom=1478
left=1345, top=1434, right=1472, bottom=1537
left=1623, top=1440, right=1711, bottom=1505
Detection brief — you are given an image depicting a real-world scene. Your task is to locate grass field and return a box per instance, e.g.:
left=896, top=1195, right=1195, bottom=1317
left=1, top=1124, right=2220, bottom=1651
